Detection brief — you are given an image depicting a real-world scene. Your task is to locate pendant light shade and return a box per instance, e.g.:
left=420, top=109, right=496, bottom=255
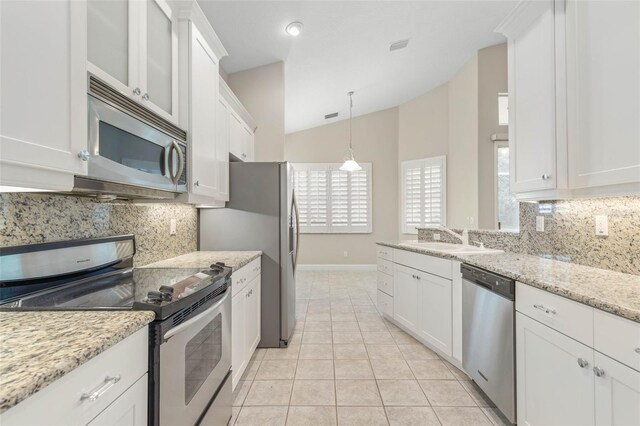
left=340, top=91, right=362, bottom=172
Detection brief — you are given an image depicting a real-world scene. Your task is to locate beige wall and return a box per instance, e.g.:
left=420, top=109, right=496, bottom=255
left=448, top=53, right=479, bottom=229
left=477, top=44, right=508, bottom=229
left=285, top=108, right=399, bottom=265
left=227, top=62, right=285, bottom=162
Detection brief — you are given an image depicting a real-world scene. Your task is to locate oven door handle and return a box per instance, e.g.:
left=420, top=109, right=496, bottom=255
left=163, top=291, right=229, bottom=343
left=167, top=141, right=185, bottom=185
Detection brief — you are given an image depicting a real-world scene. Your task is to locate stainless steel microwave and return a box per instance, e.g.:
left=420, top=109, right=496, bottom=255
left=73, top=77, right=187, bottom=199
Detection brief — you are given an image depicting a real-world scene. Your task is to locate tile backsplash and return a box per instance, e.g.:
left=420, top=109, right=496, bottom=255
left=419, top=196, right=640, bottom=275
left=0, top=193, right=197, bottom=267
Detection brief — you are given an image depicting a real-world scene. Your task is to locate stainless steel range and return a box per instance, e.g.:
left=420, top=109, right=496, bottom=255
left=0, top=235, right=231, bottom=426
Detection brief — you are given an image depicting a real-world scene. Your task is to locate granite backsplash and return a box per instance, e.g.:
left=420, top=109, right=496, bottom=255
left=418, top=196, right=640, bottom=276
left=0, top=193, right=197, bottom=267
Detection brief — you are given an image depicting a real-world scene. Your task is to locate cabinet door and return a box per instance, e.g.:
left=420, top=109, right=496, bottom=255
left=189, top=24, right=219, bottom=198
left=88, top=374, right=147, bottom=426
left=594, top=352, right=640, bottom=426
left=393, top=264, right=420, bottom=333
left=229, top=112, right=247, bottom=161
left=231, top=292, right=246, bottom=391
left=242, top=125, right=255, bottom=162
left=87, top=0, right=136, bottom=95
left=508, top=0, right=558, bottom=193
left=1, top=0, right=87, bottom=191
left=141, top=0, right=178, bottom=122
left=216, top=97, right=231, bottom=201
left=417, top=271, right=452, bottom=356
left=566, top=0, right=640, bottom=189
left=246, top=275, right=262, bottom=355
left=516, top=313, right=595, bottom=426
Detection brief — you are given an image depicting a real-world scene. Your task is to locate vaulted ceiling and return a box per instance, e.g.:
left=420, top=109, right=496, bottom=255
left=199, top=1, right=517, bottom=134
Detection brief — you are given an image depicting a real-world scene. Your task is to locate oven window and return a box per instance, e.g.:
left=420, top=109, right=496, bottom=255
left=184, top=314, right=222, bottom=404
left=99, top=121, right=165, bottom=175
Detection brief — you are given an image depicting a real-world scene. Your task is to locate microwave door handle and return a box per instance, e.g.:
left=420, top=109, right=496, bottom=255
left=163, top=291, right=229, bottom=343
left=167, top=141, right=184, bottom=185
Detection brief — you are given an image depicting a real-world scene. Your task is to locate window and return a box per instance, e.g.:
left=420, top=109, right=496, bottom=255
left=292, top=163, right=372, bottom=234
left=495, top=142, right=519, bottom=230
left=401, top=156, right=446, bottom=234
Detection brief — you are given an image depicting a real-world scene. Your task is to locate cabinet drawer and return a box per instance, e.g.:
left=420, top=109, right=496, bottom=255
left=377, top=290, right=393, bottom=318
left=393, top=249, right=452, bottom=279
left=377, top=258, right=393, bottom=276
left=594, top=310, right=640, bottom=371
left=232, top=257, right=261, bottom=296
left=1, top=327, right=148, bottom=426
left=516, top=282, right=594, bottom=346
left=377, top=272, right=393, bottom=296
left=376, top=245, right=393, bottom=261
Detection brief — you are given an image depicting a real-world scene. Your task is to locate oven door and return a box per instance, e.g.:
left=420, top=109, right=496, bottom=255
left=159, top=291, right=231, bottom=426
left=87, top=95, right=186, bottom=193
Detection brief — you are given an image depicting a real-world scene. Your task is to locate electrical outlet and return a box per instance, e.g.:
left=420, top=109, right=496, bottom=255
left=595, top=215, right=608, bottom=236
left=536, top=216, right=545, bottom=232
left=170, top=219, right=177, bottom=235
left=433, top=233, right=441, bottom=241
left=343, top=251, right=348, bottom=257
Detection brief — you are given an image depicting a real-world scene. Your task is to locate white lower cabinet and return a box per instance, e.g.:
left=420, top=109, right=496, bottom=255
left=517, top=283, right=640, bottom=426
left=392, top=264, right=420, bottom=333
left=87, top=374, right=147, bottom=426
left=0, top=327, right=149, bottom=426
left=231, top=258, right=262, bottom=390
left=516, top=312, right=595, bottom=426
left=417, top=270, right=452, bottom=356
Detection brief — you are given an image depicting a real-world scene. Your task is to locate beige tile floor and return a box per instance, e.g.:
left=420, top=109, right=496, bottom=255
left=230, top=270, right=511, bottom=426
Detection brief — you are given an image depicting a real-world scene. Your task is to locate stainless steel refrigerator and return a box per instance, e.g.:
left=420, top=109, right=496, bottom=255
left=199, top=162, right=298, bottom=348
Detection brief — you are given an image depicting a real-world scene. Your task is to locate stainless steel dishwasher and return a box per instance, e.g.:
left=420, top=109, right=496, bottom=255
left=461, top=263, right=516, bottom=424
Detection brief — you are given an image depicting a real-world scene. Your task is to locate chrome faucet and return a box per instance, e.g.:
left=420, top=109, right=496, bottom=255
left=426, top=225, right=469, bottom=245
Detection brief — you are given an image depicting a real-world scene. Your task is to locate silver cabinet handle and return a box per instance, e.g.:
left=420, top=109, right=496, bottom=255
left=194, top=180, right=200, bottom=187
left=80, top=376, right=121, bottom=402
left=635, top=348, right=640, bottom=354
left=78, top=150, right=90, bottom=161
left=542, top=174, right=551, bottom=180
left=593, top=366, right=605, bottom=377
left=533, top=304, right=557, bottom=315
left=242, top=153, right=247, bottom=158
left=133, top=87, right=141, bottom=96
left=577, top=358, right=589, bottom=368
left=142, top=93, right=149, bottom=101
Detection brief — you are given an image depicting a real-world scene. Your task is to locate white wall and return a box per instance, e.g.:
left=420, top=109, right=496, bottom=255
left=285, top=108, right=399, bottom=265
left=227, top=61, right=285, bottom=162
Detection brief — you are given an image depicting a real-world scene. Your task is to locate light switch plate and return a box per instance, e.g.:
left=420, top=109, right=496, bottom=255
left=536, top=216, right=545, bottom=232
left=433, top=233, right=441, bottom=241
left=170, top=219, right=177, bottom=235
left=595, top=215, right=608, bottom=236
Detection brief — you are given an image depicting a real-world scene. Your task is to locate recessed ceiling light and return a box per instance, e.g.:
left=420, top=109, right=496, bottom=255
left=285, top=21, right=303, bottom=37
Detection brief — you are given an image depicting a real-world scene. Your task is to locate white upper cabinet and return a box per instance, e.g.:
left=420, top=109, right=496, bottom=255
left=87, top=0, right=179, bottom=124
left=496, top=0, right=640, bottom=200
left=565, top=0, right=640, bottom=190
left=0, top=0, right=88, bottom=191
left=220, top=79, right=256, bottom=163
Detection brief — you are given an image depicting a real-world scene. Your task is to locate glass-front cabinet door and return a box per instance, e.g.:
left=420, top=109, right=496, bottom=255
left=87, top=0, right=178, bottom=124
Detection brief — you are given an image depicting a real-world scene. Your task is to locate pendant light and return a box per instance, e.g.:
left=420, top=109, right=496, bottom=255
left=340, top=91, right=362, bottom=172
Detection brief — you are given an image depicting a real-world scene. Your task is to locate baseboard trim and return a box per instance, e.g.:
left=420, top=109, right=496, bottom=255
left=297, top=264, right=377, bottom=271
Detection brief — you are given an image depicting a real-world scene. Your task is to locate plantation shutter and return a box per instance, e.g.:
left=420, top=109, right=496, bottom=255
left=401, top=156, right=446, bottom=234
left=292, top=163, right=372, bottom=233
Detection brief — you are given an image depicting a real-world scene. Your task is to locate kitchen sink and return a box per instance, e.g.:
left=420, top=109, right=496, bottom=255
left=398, top=240, right=504, bottom=255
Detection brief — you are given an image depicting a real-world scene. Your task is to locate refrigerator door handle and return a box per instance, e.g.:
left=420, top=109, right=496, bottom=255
left=292, top=190, right=300, bottom=272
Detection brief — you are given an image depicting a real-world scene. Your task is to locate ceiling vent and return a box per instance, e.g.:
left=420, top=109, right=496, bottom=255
left=390, top=39, right=409, bottom=52
left=324, top=112, right=339, bottom=120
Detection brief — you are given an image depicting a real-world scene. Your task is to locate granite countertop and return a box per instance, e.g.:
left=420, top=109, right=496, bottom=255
left=0, top=311, right=155, bottom=415
left=377, top=242, right=640, bottom=323
left=141, top=251, right=262, bottom=271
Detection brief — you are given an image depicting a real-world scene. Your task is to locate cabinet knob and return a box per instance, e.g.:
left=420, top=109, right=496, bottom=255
left=635, top=348, right=640, bottom=354
left=194, top=180, right=200, bottom=187
left=77, top=150, right=90, bottom=161
left=593, top=366, right=605, bottom=377
left=142, top=93, right=149, bottom=101
left=242, top=153, right=247, bottom=158
left=133, top=87, right=141, bottom=96
left=577, top=358, right=589, bottom=368
left=542, top=174, right=551, bottom=180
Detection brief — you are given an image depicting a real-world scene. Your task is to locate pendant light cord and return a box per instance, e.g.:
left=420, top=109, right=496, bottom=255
left=348, top=91, right=354, bottom=153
